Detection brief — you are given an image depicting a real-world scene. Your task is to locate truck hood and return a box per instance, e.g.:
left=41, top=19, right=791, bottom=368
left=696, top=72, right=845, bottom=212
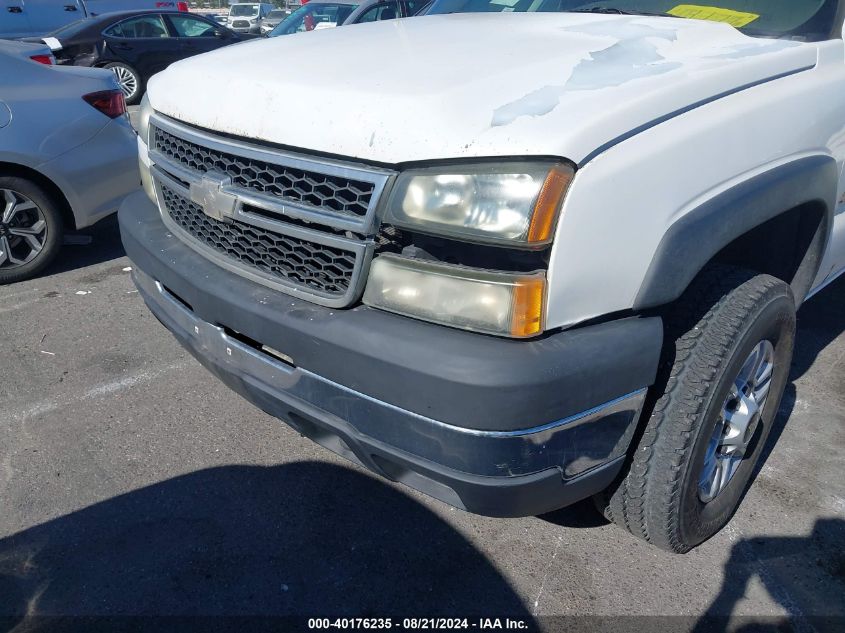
left=147, top=13, right=816, bottom=165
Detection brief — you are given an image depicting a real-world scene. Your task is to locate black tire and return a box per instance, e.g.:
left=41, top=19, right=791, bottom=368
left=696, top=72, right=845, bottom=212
left=103, top=62, right=143, bottom=105
left=0, top=176, right=64, bottom=285
left=595, top=265, right=796, bottom=553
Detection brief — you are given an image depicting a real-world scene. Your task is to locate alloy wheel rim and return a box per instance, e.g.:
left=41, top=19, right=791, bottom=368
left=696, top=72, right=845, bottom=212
left=0, top=188, right=48, bottom=268
left=698, top=339, right=775, bottom=503
left=111, top=66, right=137, bottom=98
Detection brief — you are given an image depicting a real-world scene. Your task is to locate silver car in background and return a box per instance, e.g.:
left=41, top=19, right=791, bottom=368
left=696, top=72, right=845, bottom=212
left=0, top=38, right=54, bottom=64
left=268, top=0, right=424, bottom=35
left=259, top=8, right=290, bottom=34
left=0, top=41, right=138, bottom=283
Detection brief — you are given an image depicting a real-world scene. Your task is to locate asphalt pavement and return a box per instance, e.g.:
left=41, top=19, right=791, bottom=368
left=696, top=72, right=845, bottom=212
left=0, top=216, right=843, bottom=629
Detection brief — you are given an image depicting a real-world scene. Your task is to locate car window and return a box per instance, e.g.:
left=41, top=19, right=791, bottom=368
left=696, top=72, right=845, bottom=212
left=402, top=0, right=427, bottom=13
left=356, top=1, right=400, bottom=21
left=168, top=14, right=217, bottom=37
left=105, top=15, right=169, bottom=38
left=271, top=3, right=359, bottom=34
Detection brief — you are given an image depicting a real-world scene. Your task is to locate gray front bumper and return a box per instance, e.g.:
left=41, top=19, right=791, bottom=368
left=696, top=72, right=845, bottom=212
left=134, top=267, right=644, bottom=516
left=121, top=191, right=659, bottom=516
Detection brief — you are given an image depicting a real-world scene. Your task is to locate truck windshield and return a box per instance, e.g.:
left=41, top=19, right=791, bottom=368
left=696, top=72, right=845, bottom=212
left=422, top=0, right=840, bottom=40
left=230, top=4, right=260, bottom=16
left=269, top=2, right=359, bottom=35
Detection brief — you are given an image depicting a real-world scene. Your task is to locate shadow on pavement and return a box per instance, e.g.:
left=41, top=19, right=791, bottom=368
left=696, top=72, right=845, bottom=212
left=537, top=498, right=607, bottom=529
left=44, top=215, right=126, bottom=277
left=790, top=273, right=845, bottom=382
left=0, top=462, right=533, bottom=628
left=753, top=273, right=845, bottom=482
left=692, top=518, right=845, bottom=632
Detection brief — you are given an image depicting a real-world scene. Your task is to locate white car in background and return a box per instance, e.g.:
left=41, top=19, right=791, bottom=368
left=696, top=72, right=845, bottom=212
left=0, top=40, right=138, bottom=283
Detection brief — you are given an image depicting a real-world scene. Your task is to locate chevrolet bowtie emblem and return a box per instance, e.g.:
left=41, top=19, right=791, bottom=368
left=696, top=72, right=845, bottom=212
left=190, top=172, right=237, bottom=223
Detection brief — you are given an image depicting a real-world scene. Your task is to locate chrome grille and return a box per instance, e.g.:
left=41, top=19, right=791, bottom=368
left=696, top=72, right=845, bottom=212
left=161, top=185, right=356, bottom=296
left=147, top=115, right=393, bottom=308
left=153, top=126, right=375, bottom=217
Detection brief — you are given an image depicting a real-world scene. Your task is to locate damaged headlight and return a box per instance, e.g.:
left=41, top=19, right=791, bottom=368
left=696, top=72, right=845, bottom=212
left=363, top=255, right=546, bottom=338
left=384, top=162, right=573, bottom=248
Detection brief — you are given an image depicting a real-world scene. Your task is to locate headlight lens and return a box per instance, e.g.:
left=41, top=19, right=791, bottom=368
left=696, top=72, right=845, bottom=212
left=139, top=138, right=156, bottom=204
left=384, top=162, right=573, bottom=247
left=137, top=93, right=154, bottom=145
left=362, top=254, right=545, bottom=338
left=137, top=94, right=156, bottom=203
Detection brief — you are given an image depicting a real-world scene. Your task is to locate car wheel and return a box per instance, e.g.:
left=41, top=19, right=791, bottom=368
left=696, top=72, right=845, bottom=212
left=104, top=62, right=142, bottom=105
left=0, top=177, right=64, bottom=285
left=595, top=265, right=796, bottom=553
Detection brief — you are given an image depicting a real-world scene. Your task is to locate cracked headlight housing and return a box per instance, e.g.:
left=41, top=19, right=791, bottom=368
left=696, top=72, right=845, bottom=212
left=384, top=162, right=573, bottom=248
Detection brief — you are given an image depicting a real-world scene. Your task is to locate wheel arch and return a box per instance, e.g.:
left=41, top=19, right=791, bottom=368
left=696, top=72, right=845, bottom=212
left=0, top=161, right=77, bottom=231
left=634, top=154, right=837, bottom=311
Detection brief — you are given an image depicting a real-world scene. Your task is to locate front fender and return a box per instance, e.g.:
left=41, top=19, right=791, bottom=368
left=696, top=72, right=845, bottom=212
left=634, top=154, right=837, bottom=310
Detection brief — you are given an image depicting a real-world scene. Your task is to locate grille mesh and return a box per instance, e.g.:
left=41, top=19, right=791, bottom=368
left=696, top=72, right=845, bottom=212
left=161, top=185, right=356, bottom=296
left=154, top=127, right=374, bottom=217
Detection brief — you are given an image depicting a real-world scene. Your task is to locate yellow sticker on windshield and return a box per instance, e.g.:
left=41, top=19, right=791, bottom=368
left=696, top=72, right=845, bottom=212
left=667, top=4, right=760, bottom=28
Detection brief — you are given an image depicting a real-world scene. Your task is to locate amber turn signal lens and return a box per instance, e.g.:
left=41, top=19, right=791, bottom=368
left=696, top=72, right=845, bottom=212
left=363, top=255, right=547, bottom=338
left=510, top=276, right=546, bottom=337
left=527, top=164, right=574, bottom=244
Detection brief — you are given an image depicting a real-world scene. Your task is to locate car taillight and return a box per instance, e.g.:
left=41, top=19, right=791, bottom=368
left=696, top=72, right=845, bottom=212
left=82, top=90, right=126, bottom=119
left=30, top=54, right=54, bottom=65
left=176, top=1, right=188, bottom=10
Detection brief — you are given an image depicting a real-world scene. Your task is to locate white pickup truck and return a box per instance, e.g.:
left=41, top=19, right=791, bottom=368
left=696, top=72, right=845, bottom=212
left=119, top=1, right=845, bottom=553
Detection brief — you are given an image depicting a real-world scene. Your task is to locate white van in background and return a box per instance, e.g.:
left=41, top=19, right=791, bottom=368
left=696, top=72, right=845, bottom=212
left=0, top=0, right=189, bottom=39
left=227, top=2, right=274, bottom=33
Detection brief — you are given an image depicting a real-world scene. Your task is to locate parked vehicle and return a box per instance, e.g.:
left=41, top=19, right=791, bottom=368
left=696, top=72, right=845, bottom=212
left=0, top=43, right=137, bottom=284
left=121, top=2, right=845, bottom=553
left=28, top=11, right=253, bottom=105
left=84, top=0, right=189, bottom=16
left=0, top=0, right=85, bottom=39
left=259, top=8, right=290, bottom=33
left=268, top=0, right=423, bottom=34
left=0, top=38, right=54, bottom=65
left=0, top=0, right=193, bottom=38
left=226, top=2, right=274, bottom=33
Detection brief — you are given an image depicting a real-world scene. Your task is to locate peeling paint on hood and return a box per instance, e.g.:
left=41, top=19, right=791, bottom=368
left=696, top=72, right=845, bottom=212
left=147, top=13, right=814, bottom=165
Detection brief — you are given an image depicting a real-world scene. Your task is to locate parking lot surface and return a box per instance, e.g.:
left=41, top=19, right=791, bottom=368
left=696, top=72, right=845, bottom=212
left=0, top=217, right=843, bottom=629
